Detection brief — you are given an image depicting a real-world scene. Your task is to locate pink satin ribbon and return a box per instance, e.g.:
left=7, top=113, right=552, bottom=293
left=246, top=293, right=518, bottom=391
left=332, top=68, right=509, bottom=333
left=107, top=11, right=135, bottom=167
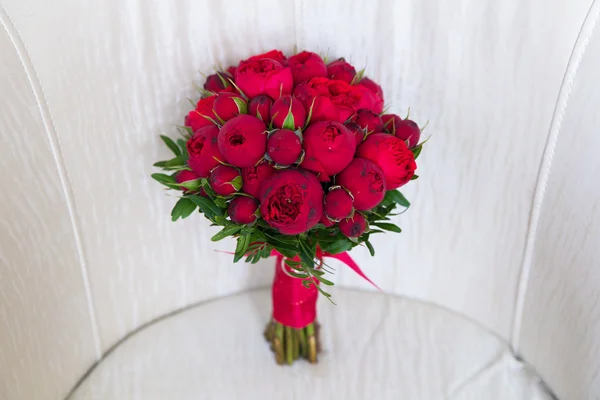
left=271, top=250, right=380, bottom=328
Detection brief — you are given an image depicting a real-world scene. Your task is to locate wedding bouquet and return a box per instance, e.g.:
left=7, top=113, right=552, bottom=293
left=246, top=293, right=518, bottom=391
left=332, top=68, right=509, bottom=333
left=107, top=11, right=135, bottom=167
left=152, top=49, right=425, bottom=365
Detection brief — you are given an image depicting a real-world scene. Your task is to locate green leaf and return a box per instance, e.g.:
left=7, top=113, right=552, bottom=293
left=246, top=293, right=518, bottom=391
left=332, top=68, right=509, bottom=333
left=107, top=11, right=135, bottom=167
left=153, top=155, right=186, bottom=170
left=171, top=197, right=197, bottom=221
left=282, top=100, right=296, bottom=130
left=160, top=135, right=181, bottom=156
left=411, top=174, right=419, bottom=181
left=384, top=190, right=410, bottom=208
left=365, top=240, right=375, bottom=257
left=178, top=179, right=202, bottom=191
left=213, top=196, right=228, bottom=208
left=277, top=247, right=298, bottom=259
left=227, top=78, right=248, bottom=100
left=151, top=173, right=180, bottom=190
left=216, top=72, right=231, bottom=88
left=211, top=225, right=243, bottom=242
left=304, top=98, right=317, bottom=128
left=187, top=195, right=224, bottom=218
left=234, top=234, right=251, bottom=262
left=230, top=175, right=243, bottom=191
left=372, top=222, right=402, bottom=233
left=320, top=238, right=353, bottom=255
left=411, top=144, right=422, bottom=159
left=177, top=125, right=194, bottom=139
left=232, top=97, right=248, bottom=114
left=314, top=274, right=334, bottom=286
left=264, top=232, right=298, bottom=244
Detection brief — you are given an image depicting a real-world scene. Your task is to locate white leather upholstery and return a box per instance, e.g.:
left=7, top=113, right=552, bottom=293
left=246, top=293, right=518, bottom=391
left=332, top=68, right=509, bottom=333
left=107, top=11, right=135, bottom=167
left=70, top=290, right=551, bottom=400
left=1, top=0, right=600, bottom=398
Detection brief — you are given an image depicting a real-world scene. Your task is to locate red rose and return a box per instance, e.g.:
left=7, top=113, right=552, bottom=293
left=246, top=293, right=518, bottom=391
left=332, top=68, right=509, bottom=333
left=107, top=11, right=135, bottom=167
left=352, top=109, right=384, bottom=133
left=393, top=119, right=421, bottom=148
left=344, top=121, right=366, bottom=147
left=294, top=78, right=375, bottom=123
left=288, top=51, right=327, bottom=85
left=336, top=158, right=386, bottom=210
left=259, top=169, right=323, bottom=235
left=271, top=95, right=306, bottom=130
left=327, top=58, right=356, bottom=83
left=249, top=95, right=273, bottom=122
left=339, top=213, right=368, bottom=238
left=204, top=72, right=236, bottom=94
left=228, top=196, right=259, bottom=224
left=175, top=170, right=200, bottom=193
left=267, top=129, right=302, bottom=166
left=301, top=121, right=356, bottom=181
left=213, top=93, right=247, bottom=122
left=356, top=133, right=416, bottom=189
left=208, top=165, right=241, bottom=196
left=357, top=77, right=384, bottom=114
left=218, top=115, right=267, bottom=168
left=235, top=50, right=293, bottom=100
left=241, top=161, right=275, bottom=198
left=324, top=188, right=354, bottom=220
left=186, top=125, right=224, bottom=178
left=185, top=95, right=217, bottom=133
left=327, top=80, right=374, bottom=114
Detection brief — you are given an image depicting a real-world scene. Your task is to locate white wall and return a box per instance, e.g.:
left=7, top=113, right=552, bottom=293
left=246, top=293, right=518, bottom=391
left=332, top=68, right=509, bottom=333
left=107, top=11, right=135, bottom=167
left=0, top=0, right=596, bottom=398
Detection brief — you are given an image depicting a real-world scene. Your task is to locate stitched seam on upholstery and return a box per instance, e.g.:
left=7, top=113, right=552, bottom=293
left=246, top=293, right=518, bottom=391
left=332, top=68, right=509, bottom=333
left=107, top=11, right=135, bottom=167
left=510, top=0, right=600, bottom=354
left=0, top=6, right=102, bottom=360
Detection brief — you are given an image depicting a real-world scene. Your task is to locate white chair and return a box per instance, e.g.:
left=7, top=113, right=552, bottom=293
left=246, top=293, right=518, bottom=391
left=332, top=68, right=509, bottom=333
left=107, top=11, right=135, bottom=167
left=1, top=0, right=599, bottom=398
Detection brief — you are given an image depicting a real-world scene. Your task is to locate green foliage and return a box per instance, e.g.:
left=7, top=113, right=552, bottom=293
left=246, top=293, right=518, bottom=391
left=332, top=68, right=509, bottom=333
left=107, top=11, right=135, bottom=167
left=171, top=197, right=196, bottom=221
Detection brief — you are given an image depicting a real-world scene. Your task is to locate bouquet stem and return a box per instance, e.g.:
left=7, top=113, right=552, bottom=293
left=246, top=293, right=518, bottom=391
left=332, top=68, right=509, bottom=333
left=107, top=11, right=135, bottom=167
left=264, top=319, right=320, bottom=364
left=265, top=254, right=321, bottom=365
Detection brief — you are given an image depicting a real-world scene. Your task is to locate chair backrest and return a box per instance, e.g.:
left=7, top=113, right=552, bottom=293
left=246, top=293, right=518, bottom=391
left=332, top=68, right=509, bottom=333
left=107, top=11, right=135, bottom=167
left=0, top=1, right=597, bottom=399
left=515, top=2, right=600, bottom=398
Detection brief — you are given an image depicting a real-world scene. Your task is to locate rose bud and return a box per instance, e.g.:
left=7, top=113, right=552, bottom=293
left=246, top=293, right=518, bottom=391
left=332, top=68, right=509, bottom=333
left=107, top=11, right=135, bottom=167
left=324, top=188, right=354, bottom=220
left=228, top=196, right=259, bottom=224
left=336, top=158, right=386, bottom=210
left=382, top=114, right=402, bottom=134
left=241, top=161, right=275, bottom=198
left=288, top=51, right=327, bottom=85
left=344, top=121, right=366, bottom=147
left=271, top=95, right=306, bottom=130
left=301, top=121, right=355, bottom=180
left=249, top=95, right=273, bottom=122
left=327, top=58, right=356, bottom=83
left=226, top=65, right=237, bottom=77
left=352, top=109, right=384, bottom=133
left=339, top=213, right=368, bottom=238
left=356, top=77, right=384, bottom=114
left=175, top=170, right=201, bottom=193
left=267, top=129, right=302, bottom=165
left=203, top=72, right=235, bottom=94
left=218, top=115, right=267, bottom=168
left=208, top=165, right=242, bottom=196
left=185, top=95, right=217, bottom=133
left=394, top=119, right=421, bottom=149
left=356, top=133, right=417, bottom=189
left=213, top=92, right=247, bottom=122
left=259, top=169, right=324, bottom=235
left=186, top=125, right=224, bottom=178
left=319, top=213, right=336, bottom=227
left=235, top=50, right=293, bottom=100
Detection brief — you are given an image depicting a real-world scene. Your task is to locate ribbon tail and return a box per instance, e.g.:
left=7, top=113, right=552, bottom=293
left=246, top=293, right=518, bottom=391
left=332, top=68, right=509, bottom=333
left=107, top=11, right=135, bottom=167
left=328, top=252, right=382, bottom=292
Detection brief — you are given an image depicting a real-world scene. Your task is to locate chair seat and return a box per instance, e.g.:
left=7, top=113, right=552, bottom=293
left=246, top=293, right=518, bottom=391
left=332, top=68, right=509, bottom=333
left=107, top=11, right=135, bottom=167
left=70, top=289, right=552, bottom=400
